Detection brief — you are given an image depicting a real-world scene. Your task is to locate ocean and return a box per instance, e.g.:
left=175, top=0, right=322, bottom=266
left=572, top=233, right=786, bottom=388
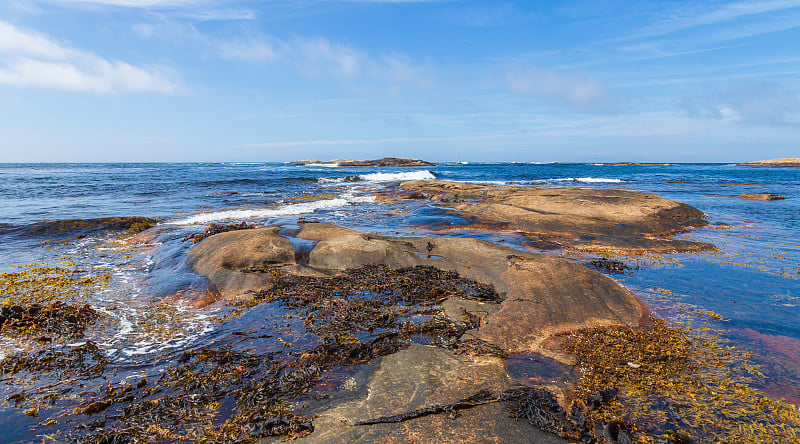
left=0, top=162, right=798, bottom=440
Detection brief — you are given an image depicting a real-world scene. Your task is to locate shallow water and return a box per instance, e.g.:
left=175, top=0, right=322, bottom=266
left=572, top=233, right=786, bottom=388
left=0, top=162, right=798, bottom=440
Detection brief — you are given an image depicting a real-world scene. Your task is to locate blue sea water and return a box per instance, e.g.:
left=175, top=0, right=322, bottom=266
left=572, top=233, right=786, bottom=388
left=0, top=162, right=798, bottom=438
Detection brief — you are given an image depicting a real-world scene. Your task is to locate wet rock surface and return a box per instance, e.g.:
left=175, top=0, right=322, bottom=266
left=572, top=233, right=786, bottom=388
left=180, top=223, right=649, bottom=442
left=20, top=216, right=156, bottom=237
left=380, top=180, right=713, bottom=254
left=731, top=193, right=787, bottom=201
left=189, top=223, right=646, bottom=352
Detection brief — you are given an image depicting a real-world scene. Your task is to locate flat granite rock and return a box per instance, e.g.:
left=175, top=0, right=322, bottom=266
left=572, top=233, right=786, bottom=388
left=188, top=222, right=646, bottom=352
left=737, top=158, right=800, bottom=167
left=731, top=193, right=787, bottom=201
left=293, top=344, right=566, bottom=444
left=188, top=223, right=647, bottom=442
left=379, top=180, right=714, bottom=254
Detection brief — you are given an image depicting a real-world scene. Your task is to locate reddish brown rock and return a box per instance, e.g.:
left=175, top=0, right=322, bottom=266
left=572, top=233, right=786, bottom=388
left=737, top=158, right=800, bottom=167
left=381, top=180, right=713, bottom=254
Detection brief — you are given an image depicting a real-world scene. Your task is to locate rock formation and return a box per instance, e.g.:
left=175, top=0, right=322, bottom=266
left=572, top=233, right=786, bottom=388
left=737, top=158, right=800, bottom=167
left=379, top=180, right=713, bottom=254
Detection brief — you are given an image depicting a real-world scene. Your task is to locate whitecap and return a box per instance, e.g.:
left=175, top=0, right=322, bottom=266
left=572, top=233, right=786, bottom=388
left=357, top=170, right=436, bottom=182
left=167, top=194, right=375, bottom=225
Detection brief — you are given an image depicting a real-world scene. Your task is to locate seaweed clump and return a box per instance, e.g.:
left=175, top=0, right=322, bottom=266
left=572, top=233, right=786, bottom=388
left=561, top=319, right=800, bottom=443
left=0, top=263, right=112, bottom=306
left=0, top=264, right=109, bottom=340
left=590, top=258, right=633, bottom=274
left=0, top=301, right=100, bottom=339
left=184, top=221, right=256, bottom=243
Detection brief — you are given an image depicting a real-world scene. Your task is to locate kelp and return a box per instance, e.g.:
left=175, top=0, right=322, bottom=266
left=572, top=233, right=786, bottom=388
left=184, top=221, right=256, bottom=243
left=0, top=263, right=112, bottom=306
left=2, top=264, right=501, bottom=442
left=0, top=264, right=109, bottom=340
left=0, top=301, right=100, bottom=339
left=589, top=258, right=633, bottom=274
left=562, top=319, right=800, bottom=443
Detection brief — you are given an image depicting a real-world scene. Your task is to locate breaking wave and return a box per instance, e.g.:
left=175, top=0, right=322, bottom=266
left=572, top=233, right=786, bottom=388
left=168, top=194, right=374, bottom=225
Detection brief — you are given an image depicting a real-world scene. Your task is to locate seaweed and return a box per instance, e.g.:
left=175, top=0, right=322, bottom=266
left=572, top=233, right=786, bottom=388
left=1, top=341, right=107, bottom=377
left=184, top=221, right=256, bottom=243
left=0, top=301, right=100, bottom=339
left=0, top=263, right=112, bottom=306
left=562, top=319, right=800, bottom=443
left=2, top=264, right=500, bottom=443
left=590, top=258, right=633, bottom=274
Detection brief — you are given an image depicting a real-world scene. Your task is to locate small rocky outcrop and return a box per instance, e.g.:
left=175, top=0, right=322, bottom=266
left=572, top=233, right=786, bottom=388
left=379, top=180, right=713, bottom=254
left=22, top=216, right=156, bottom=237
left=731, top=193, right=787, bottom=201
left=737, top=158, right=800, bottom=167
left=291, top=157, right=435, bottom=167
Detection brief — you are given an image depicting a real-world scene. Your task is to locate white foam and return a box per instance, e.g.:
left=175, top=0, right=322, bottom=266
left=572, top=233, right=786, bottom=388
left=306, top=163, right=340, bottom=168
left=574, top=177, right=624, bottom=183
left=358, top=170, right=436, bottom=182
left=168, top=194, right=374, bottom=225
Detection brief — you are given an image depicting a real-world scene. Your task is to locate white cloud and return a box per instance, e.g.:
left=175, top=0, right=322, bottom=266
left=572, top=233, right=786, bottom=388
left=680, top=81, right=799, bottom=125
left=42, top=0, right=206, bottom=7
left=298, top=37, right=363, bottom=79
left=506, top=67, right=619, bottom=113
left=215, top=34, right=430, bottom=91
left=0, top=20, right=177, bottom=93
left=218, top=37, right=280, bottom=62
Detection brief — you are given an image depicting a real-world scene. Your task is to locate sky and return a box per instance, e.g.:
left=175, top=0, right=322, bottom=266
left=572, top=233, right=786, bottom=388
left=0, top=0, right=799, bottom=163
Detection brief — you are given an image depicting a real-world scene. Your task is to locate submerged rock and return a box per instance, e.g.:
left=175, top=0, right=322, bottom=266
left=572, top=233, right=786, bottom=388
left=730, top=193, right=787, bottom=201
left=380, top=180, right=713, bottom=254
left=22, top=216, right=156, bottom=237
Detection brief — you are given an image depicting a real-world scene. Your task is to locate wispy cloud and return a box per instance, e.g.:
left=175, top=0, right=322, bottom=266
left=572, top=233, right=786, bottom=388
left=0, top=20, right=178, bottom=93
left=218, top=35, right=281, bottom=62
left=632, top=0, right=800, bottom=39
left=40, top=0, right=207, bottom=7
left=216, top=35, right=431, bottom=91
left=506, top=67, right=620, bottom=113
left=680, top=81, right=799, bottom=126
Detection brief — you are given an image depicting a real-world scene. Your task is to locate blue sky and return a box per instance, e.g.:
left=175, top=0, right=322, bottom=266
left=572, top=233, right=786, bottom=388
left=1, top=0, right=799, bottom=162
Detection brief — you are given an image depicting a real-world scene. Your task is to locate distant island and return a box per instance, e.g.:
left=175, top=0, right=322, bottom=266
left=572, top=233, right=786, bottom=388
left=737, top=158, right=800, bottom=167
left=290, top=157, right=435, bottom=167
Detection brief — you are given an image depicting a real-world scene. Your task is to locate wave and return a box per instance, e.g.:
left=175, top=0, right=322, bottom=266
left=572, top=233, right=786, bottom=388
left=316, top=170, right=436, bottom=184
left=356, top=170, right=436, bottom=182
left=305, top=163, right=340, bottom=168
left=169, top=194, right=374, bottom=225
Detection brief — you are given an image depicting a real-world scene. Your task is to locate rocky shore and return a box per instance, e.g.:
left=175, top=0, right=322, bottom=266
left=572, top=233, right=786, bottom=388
left=186, top=222, right=646, bottom=442
left=737, top=158, right=800, bottom=167
left=5, top=180, right=799, bottom=443
left=378, top=180, right=713, bottom=254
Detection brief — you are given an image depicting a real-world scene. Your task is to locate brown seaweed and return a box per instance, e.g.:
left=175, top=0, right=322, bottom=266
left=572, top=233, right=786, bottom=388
left=184, top=221, right=255, bottom=243
left=0, top=302, right=101, bottom=339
